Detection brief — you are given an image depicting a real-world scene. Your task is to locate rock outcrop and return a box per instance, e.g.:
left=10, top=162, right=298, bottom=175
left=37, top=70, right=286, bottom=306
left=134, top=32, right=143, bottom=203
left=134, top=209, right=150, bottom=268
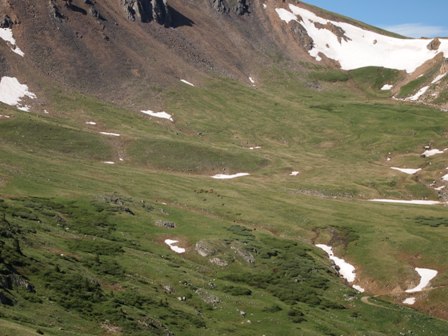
left=211, top=0, right=250, bottom=15
left=121, top=0, right=171, bottom=26
left=234, top=0, right=250, bottom=15
left=290, top=21, right=314, bottom=51
left=211, top=0, right=228, bottom=14
left=427, top=38, right=441, bottom=51
left=0, top=15, right=14, bottom=28
left=49, top=0, right=65, bottom=20
left=315, top=22, right=351, bottom=43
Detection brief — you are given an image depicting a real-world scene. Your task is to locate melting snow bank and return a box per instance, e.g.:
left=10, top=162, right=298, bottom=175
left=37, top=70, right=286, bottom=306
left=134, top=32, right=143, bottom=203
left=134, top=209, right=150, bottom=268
left=432, top=73, right=447, bottom=84
left=180, top=79, right=195, bottom=87
left=391, top=167, right=421, bottom=175
left=141, top=110, right=173, bottom=122
left=103, top=161, right=115, bottom=165
left=275, top=5, right=448, bottom=73
left=85, top=121, right=97, bottom=125
left=421, top=148, right=446, bottom=157
left=406, top=86, right=429, bottom=101
left=370, top=199, right=442, bottom=205
left=212, top=173, right=250, bottom=180
left=405, top=268, right=438, bottom=294
left=0, top=28, right=25, bottom=56
left=381, top=84, right=393, bottom=91
left=0, top=76, right=36, bottom=111
left=164, top=239, right=186, bottom=254
left=316, top=244, right=365, bottom=292
left=99, top=132, right=120, bottom=137
left=290, top=171, right=300, bottom=176
left=403, top=297, right=416, bottom=305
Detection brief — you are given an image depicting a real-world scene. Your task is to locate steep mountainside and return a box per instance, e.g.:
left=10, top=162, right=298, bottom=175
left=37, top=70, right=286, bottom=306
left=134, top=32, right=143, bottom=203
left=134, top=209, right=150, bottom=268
left=1, top=1, right=448, bottom=335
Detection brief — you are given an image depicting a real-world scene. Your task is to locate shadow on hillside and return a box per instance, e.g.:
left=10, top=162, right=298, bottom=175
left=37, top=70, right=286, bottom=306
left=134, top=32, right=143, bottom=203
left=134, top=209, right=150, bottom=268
left=169, top=6, right=194, bottom=28
left=68, top=4, right=87, bottom=16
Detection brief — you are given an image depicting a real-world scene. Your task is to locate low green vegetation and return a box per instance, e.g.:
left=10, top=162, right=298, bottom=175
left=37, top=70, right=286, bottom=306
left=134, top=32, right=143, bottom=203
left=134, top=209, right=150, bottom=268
left=1, top=65, right=448, bottom=334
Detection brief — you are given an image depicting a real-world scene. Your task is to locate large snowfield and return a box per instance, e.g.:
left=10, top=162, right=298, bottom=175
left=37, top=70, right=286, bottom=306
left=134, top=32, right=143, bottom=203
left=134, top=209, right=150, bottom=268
left=276, top=4, right=448, bottom=73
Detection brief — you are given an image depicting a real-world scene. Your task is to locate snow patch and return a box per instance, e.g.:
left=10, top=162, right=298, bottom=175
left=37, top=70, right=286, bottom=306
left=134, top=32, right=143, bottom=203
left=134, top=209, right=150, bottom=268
left=290, top=171, right=300, bottom=176
left=442, top=174, right=448, bottom=182
left=405, top=268, right=438, bottom=293
left=164, top=239, right=186, bottom=254
left=406, top=86, right=429, bottom=101
left=276, top=5, right=448, bottom=73
left=211, top=173, right=250, bottom=180
left=316, top=244, right=365, bottom=292
left=434, top=185, right=445, bottom=191
left=391, top=167, right=421, bottom=175
left=275, top=8, right=298, bottom=23
left=352, top=285, right=365, bottom=293
left=381, top=84, right=393, bottom=91
left=403, top=297, right=416, bottom=305
left=0, top=28, right=25, bottom=57
left=103, top=161, right=115, bottom=165
left=432, top=73, right=447, bottom=84
left=86, top=121, right=97, bottom=125
left=0, top=76, right=36, bottom=111
left=249, top=77, right=255, bottom=85
left=369, top=199, right=442, bottom=205
left=249, top=146, right=261, bottom=150
left=99, top=132, right=121, bottom=137
left=421, top=148, right=446, bottom=157
left=141, top=110, right=173, bottom=122
left=180, top=79, right=195, bottom=87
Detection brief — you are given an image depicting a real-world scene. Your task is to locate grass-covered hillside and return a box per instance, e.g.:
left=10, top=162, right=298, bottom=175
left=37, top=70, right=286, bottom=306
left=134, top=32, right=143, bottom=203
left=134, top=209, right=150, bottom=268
left=1, top=64, right=448, bottom=335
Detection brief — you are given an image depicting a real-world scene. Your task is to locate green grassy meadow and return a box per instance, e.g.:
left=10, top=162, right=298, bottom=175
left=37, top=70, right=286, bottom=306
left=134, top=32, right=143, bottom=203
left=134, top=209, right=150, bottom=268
left=1, top=66, right=448, bottom=335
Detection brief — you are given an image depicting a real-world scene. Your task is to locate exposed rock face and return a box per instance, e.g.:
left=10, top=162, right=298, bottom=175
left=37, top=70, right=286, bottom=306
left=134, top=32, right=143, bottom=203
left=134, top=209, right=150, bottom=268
left=49, top=0, right=64, bottom=20
left=427, top=38, right=441, bottom=51
left=211, top=0, right=250, bottom=15
left=0, top=15, right=14, bottom=28
left=0, top=274, right=35, bottom=293
left=211, top=0, right=228, bottom=14
left=290, top=21, right=314, bottom=51
left=315, top=22, right=351, bottom=43
left=235, top=0, right=250, bottom=15
left=152, top=0, right=171, bottom=26
left=121, top=0, right=171, bottom=26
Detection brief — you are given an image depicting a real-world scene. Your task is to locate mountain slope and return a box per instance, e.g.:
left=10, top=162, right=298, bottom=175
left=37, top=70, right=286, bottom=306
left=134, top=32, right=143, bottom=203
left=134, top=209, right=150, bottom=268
left=1, top=1, right=448, bottom=335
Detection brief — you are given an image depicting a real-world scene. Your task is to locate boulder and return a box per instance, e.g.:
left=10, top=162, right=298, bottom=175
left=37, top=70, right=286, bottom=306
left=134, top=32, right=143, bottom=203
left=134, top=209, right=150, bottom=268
left=230, top=241, right=255, bottom=264
left=195, top=288, right=220, bottom=306
left=195, top=240, right=217, bottom=257
left=209, top=257, right=228, bottom=267
left=155, top=219, right=176, bottom=229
